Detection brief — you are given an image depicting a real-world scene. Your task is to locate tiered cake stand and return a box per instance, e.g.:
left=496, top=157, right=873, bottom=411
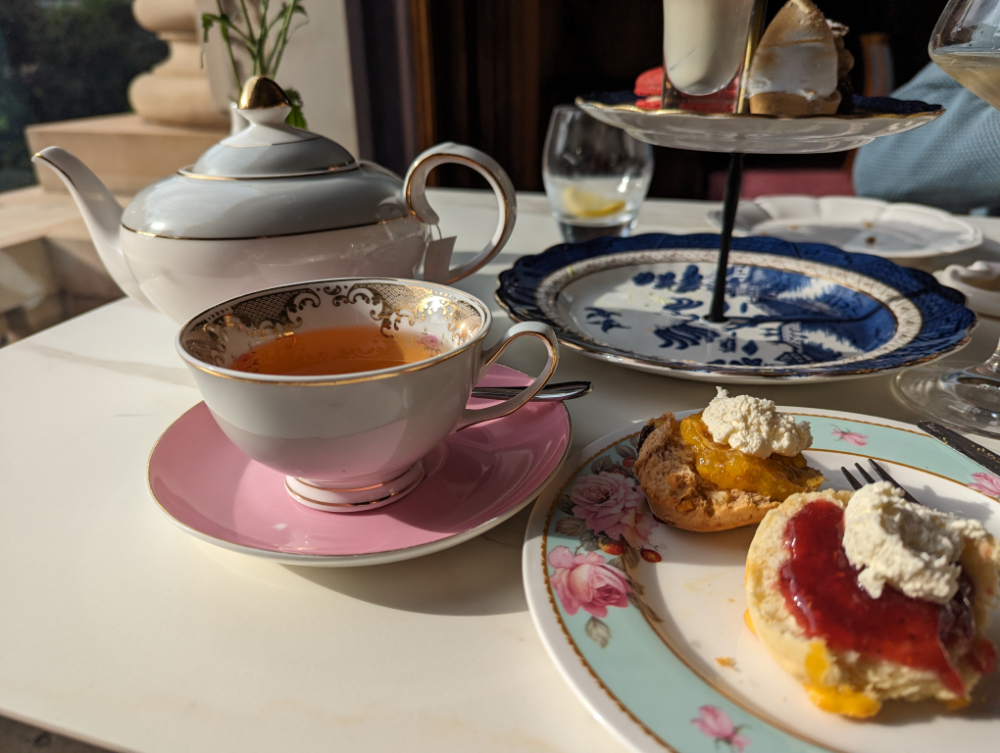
left=576, top=92, right=944, bottom=323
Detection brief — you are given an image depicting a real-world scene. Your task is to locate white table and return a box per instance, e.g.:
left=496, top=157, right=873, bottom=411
left=2, top=191, right=999, bottom=753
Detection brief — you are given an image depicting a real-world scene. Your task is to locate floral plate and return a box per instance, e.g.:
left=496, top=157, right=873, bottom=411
left=495, top=233, right=976, bottom=384
left=523, top=408, right=1000, bottom=753
left=575, top=93, right=943, bottom=154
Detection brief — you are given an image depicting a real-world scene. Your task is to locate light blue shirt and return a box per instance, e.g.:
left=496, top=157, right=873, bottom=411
left=853, top=62, right=1000, bottom=214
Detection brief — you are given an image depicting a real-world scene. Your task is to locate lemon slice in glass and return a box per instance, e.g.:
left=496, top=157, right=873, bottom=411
left=562, top=186, right=626, bottom=218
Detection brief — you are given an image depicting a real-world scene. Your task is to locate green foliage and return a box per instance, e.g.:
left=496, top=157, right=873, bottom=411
left=284, top=86, right=306, bottom=128
left=0, top=0, right=167, bottom=190
left=202, top=0, right=309, bottom=127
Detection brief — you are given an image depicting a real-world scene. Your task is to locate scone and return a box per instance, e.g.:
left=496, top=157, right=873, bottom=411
left=636, top=413, right=781, bottom=531
left=746, top=486, right=1000, bottom=718
left=634, top=391, right=822, bottom=532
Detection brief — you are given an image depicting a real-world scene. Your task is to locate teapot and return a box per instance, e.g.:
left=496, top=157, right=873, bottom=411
left=33, top=77, right=516, bottom=323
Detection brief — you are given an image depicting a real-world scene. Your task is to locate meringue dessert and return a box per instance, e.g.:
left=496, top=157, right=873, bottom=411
left=745, top=483, right=1000, bottom=718
left=746, top=0, right=850, bottom=116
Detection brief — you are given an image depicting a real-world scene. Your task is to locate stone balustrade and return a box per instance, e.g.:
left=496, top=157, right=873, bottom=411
left=129, top=0, right=229, bottom=129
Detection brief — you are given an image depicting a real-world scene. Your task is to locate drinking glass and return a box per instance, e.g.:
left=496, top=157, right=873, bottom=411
left=894, top=0, right=1000, bottom=437
left=542, top=105, right=654, bottom=243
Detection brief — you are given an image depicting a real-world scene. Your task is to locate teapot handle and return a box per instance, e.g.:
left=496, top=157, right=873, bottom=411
left=403, top=143, right=517, bottom=284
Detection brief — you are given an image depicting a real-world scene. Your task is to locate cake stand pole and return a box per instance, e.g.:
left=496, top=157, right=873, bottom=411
left=705, top=152, right=744, bottom=323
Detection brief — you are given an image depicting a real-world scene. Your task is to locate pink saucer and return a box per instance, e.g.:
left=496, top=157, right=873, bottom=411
left=148, top=365, right=572, bottom=566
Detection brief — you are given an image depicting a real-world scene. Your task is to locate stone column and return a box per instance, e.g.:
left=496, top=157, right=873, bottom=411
left=128, top=0, right=229, bottom=129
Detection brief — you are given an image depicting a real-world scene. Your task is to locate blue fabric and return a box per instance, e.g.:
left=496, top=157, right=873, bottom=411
left=853, top=62, right=1000, bottom=213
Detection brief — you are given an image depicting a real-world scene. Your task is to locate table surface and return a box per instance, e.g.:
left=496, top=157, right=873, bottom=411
left=3, top=190, right=1000, bottom=753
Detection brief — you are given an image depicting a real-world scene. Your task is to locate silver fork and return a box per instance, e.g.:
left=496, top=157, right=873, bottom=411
left=840, top=459, right=922, bottom=505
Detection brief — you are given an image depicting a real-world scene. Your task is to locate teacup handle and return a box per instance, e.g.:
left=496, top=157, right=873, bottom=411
left=455, top=322, right=560, bottom=431
left=403, top=142, right=517, bottom=284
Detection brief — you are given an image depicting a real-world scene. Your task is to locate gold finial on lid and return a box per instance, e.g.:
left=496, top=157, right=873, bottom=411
left=238, top=76, right=290, bottom=110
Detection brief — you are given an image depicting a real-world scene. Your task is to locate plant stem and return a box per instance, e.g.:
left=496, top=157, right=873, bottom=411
left=257, top=0, right=271, bottom=75
left=237, top=0, right=258, bottom=75
left=214, top=0, right=242, bottom=92
left=269, top=0, right=299, bottom=76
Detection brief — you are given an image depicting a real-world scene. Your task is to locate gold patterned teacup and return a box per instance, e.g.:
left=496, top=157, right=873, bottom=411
left=176, top=278, right=559, bottom=511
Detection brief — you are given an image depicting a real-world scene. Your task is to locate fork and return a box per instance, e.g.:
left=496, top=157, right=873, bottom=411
left=840, top=459, right=922, bottom=505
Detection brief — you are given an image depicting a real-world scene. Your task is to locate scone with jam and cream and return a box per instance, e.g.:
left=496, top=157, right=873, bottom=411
left=634, top=389, right=822, bottom=532
left=746, top=483, right=1000, bottom=718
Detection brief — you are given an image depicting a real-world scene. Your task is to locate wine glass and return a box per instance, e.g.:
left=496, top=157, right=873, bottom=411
left=542, top=105, right=654, bottom=243
left=894, top=0, right=1000, bottom=437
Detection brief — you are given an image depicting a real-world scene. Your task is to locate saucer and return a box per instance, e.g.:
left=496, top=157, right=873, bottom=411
left=148, top=365, right=571, bottom=566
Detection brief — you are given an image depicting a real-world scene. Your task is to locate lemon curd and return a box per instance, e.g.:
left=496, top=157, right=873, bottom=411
left=680, top=413, right=822, bottom=499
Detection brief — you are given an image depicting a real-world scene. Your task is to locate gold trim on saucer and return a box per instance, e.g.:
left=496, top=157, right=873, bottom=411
left=290, top=463, right=420, bottom=493
left=284, top=466, right=425, bottom=507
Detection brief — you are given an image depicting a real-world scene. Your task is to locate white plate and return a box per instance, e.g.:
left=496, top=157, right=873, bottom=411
left=524, top=408, right=1000, bottom=753
left=576, top=96, right=944, bottom=154
left=706, top=196, right=983, bottom=259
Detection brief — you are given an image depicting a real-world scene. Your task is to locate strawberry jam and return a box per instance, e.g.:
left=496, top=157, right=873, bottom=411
left=778, top=500, right=990, bottom=695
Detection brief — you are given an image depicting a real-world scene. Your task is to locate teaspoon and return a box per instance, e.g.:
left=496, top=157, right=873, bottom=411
left=470, top=380, right=592, bottom=402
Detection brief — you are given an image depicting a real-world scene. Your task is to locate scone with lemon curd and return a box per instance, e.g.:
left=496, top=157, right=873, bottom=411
left=634, top=389, right=822, bottom=532
left=746, top=483, right=1000, bottom=718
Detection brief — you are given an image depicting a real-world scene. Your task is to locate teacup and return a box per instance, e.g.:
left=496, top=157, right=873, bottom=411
left=176, top=278, right=559, bottom=512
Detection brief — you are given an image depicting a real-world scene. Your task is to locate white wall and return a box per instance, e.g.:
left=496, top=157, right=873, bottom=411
left=195, top=0, right=359, bottom=156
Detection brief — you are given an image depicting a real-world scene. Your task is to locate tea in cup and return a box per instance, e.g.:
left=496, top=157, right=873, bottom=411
left=176, top=278, right=559, bottom=511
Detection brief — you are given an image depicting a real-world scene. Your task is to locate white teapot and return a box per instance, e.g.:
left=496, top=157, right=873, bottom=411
left=33, top=77, right=516, bottom=323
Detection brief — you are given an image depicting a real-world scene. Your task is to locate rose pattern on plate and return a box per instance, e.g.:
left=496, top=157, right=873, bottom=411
left=968, top=471, right=1000, bottom=498
left=832, top=426, right=867, bottom=446
left=548, top=547, right=631, bottom=619
left=691, top=706, right=750, bottom=752
left=570, top=470, right=656, bottom=548
left=548, top=436, right=663, bottom=647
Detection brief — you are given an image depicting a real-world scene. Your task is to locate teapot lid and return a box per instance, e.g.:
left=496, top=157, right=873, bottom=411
left=182, top=77, right=358, bottom=179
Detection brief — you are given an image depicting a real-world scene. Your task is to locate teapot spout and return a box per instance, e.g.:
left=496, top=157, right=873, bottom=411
left=32, top=147, right=153, bottom=308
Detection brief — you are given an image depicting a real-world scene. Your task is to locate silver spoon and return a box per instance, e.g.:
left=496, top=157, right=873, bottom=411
left=470, top=380, right=592, bottom=402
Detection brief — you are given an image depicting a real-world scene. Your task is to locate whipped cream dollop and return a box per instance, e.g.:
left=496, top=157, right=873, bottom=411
left=746, top=0, right=838, bottom=100
left=843, top=481, right=988, bottom=604
left=701, top=387, right=812, bottom=458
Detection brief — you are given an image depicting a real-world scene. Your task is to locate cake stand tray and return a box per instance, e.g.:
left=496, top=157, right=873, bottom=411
left=576, top=93, right=943, bottom=154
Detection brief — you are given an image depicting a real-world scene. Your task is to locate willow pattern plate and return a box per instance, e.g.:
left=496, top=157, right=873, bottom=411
left=705, top=196, right=982, bottom=260
left=523, top=408, right=1000, bottom=753
left=575, top=93, right=943, bottom=154
left=495, top=233, right=976, bottom=384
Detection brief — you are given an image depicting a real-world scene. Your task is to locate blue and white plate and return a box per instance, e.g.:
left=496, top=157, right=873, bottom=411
left=496, top=233, right=976, bottom=384
left=523, top=410, right=1000, bottom=753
